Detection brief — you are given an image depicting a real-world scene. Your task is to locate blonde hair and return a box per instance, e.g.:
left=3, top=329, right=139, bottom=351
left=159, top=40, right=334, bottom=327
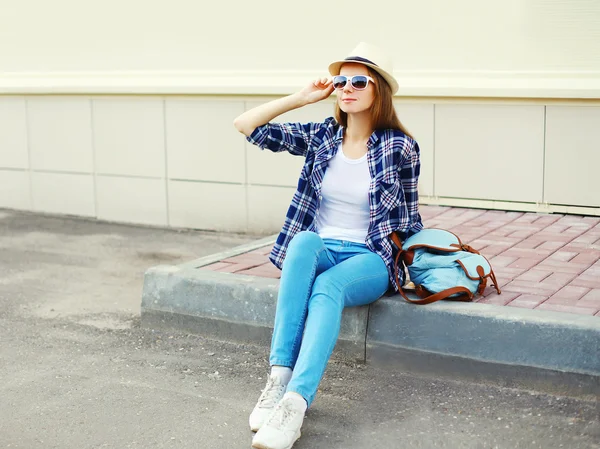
left=334, top=67, right=413, bottom=139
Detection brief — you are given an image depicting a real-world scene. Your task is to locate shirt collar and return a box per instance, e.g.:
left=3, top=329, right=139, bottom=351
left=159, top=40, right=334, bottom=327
left=335, top=127, right=382, bottom=148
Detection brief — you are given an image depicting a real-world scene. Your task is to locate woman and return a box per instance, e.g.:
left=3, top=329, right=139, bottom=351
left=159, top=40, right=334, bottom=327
left=233, top=42, right=423, bottom=449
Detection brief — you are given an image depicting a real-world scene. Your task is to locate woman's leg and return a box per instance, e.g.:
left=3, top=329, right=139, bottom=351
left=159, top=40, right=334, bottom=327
left=269, top=231, right=335, bottom=369
left=285, top=250, right=389, bottom=406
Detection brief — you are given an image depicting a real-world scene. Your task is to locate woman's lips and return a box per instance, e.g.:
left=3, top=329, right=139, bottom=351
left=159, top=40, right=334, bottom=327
left=341, top=98, right=357, bottom=103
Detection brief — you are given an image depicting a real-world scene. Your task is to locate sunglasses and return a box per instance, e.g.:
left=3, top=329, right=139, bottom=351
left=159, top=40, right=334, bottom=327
left=332, top=75, right=375, bottom=90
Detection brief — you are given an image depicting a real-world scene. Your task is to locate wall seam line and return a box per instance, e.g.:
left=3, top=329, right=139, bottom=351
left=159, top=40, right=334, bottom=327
left=163, top=97, right=171, bottom=226
left=541, top=105, right=547, bottom=204
left=90, top=98, right=99, bottom=218
left=24, top=97, right=34, bottom=210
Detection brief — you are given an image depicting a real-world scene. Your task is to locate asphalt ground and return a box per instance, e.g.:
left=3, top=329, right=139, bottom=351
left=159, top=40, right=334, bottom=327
left=0, top=210, right=598, bottom=449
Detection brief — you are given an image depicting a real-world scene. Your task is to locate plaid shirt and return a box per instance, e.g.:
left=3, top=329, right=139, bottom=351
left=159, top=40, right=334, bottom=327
left=247, top=117, right=423, bottom=291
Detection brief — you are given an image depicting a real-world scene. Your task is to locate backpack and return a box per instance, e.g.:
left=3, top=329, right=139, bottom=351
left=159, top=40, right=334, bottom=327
left=389, top=228, right=501, bottom=305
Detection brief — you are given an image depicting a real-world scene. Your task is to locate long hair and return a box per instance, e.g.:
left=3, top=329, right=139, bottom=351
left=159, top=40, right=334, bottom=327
left=334, top=67, right=414, bottom=139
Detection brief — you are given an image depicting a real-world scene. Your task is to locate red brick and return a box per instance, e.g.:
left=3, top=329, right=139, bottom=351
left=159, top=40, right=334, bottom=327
left=213, top=262, right=259, bottom=273
left=509, top=229, right=541, bottom=239
left=535, top=260, right=590, bottom=274
left=248, top=246, right=274, bottom=256
left=545, top=286, right=590, bottom=304
left=571, top=233, right=600, bottom=245
left=570, top=275, right=600, bottom=289
left=540, top=272, right=577, bottom=288
left=502, top=272, right=574, bottom=296
left=512, top=214, right=541, bottom=224
left=237, top=263, right=281, bottom=279
left=479, top=245, right=511, bottom=257
left=502, top=280, right=560, bottom=297
left=476, top=291, right=520, bottom=305
left=471, top=236, right=521, bottom=246
left=569, top=252, right=600, bottom=265
left=539, top=224, right=570, bottom=234
left=546, top=251, right=578, bottom=262
left=561, top=244, right=600, bottom=253
left=419, top=205, right=450, bottom=219
left=529, top=215, right=562, bottom=226
left=514, top=270, right=553, bottom=283
left=532, top=233, right=574, bottom=243
left=578, top=289, right=600, bottom=308
left=481, top=284, right=502, bottom=297
left=536, top=241, right=568, bottom=252
left=499, top=248, right=549, bottom=259
left=508, top=258, right=543, bottom=270
left=507, top=294, right=547, bottom=309
left=492, top=267, right=527, bottom=284
left=535, top=303, right=598, bottom=316
left=457, top=233, right=490, bottom=245
left=512, top=237, right=548, bottom=250
left=222, top=252, right=269, bottom=265
left=489, top=255, right=518, bottom=267
left=199, top=262, right=232, bottom=271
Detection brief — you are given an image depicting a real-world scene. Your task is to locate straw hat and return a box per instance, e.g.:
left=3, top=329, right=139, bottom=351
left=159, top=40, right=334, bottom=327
left=328, top=42, right=399, bottom=94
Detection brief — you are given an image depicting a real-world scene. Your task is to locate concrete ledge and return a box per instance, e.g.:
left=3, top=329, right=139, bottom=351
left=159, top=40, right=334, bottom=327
left=141, top=265, right=368, bottom=361
left=368, top=298, right=600, bottom=376
left=141, top=254, right=600, bottom=397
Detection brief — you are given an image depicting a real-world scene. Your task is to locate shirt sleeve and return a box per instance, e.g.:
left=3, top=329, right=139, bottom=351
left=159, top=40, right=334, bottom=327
left=399, top=140, right=423, bottom=235
left=246, top=122, right=324, bottom=157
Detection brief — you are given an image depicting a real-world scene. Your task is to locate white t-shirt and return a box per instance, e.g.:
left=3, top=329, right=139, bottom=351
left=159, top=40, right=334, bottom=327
left=315, top=145, right=371, bottom=243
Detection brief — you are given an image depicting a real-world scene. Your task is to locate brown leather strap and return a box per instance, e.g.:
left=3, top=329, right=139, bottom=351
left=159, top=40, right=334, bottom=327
left=397, top=285, right=474, bottom=305
left=390, top=232, right=403, bottom=250
left=489, top=269, right=502, bottom=294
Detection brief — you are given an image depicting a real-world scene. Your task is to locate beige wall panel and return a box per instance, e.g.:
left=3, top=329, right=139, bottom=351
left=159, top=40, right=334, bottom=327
left=246, top=100, right=334, bottom=187
left=93, top=98, right=165, bottom=177
left=435, top=104, right=544, bottom=202
left=2, top=0, right=599, bottom=74
left=168, top=181, right=246, bottom=233
left=0, top=169, right=31, bottom=210
left=395, top=102, right=434, bottom=197
left=28, top=97, right=93, bottom=173
left=0, top=97, right=28, bottom=169
left=31, top=172, right=95, bottom=216
left=545, top=106, right=600, bottom=207
left=166, top=99, right=245, bottom=183
left=247, top=185, right=295, bottom=234
left=96, top=175, right=167, bottom=226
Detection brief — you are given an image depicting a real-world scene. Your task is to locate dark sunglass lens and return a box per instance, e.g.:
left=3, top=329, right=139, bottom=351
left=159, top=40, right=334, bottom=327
left=352, top=76, right=368, bottom=89
left=332, top=76, right=347, bottom=89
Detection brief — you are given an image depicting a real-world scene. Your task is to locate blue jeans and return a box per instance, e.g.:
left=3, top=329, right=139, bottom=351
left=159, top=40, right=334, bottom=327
left=269, top=231, right=389, bottom=407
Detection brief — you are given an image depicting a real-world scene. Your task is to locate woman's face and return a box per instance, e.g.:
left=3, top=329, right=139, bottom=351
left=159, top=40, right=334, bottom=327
left=336, top=62, right=376, bottom=115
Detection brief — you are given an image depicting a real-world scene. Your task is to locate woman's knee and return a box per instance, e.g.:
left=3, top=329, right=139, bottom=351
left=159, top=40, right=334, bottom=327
left=286, top=231, right=324, bottom=260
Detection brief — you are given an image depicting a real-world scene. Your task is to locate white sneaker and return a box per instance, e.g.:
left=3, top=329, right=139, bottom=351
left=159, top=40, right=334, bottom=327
left=251, top=395, right=306, bottom=449
left=249, top=375, right=287, bottom=432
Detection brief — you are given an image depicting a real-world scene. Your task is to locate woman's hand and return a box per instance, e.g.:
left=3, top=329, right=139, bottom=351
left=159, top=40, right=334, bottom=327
left=299, top=78, right=335, bottom=104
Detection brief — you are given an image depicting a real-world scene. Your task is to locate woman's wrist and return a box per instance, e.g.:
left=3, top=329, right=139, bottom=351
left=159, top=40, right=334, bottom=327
left=288, top=92, right=310, bottom=108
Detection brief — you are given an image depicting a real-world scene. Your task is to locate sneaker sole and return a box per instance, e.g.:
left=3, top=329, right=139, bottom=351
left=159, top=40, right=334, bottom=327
left=251, top=430, right=301, bottom=449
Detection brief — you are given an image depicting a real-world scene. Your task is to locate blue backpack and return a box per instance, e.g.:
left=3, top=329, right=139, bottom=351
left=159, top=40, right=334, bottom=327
left=390, top=229, right=501, bottom=305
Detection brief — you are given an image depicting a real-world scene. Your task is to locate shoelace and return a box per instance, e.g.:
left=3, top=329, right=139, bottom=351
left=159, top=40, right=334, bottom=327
left=258, top=378, right=285, bottom=408
left=266, top=399, right=296, bottom=429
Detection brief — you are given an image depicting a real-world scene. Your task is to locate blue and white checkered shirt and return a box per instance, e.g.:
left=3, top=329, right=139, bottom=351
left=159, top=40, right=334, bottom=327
left=247, top=117, right=423, bottom=291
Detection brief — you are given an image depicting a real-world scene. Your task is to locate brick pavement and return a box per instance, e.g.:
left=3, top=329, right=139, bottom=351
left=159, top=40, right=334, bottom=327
left=199, top=206, right=600, bottom=317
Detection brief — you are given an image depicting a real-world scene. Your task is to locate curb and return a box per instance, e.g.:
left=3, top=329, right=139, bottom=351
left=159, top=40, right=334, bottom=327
left=140, top=245, right=600, bottom=399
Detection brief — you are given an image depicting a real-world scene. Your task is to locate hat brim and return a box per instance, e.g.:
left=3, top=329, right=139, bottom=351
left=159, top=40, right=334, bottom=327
left=328, top=60, right=399, bottom=94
